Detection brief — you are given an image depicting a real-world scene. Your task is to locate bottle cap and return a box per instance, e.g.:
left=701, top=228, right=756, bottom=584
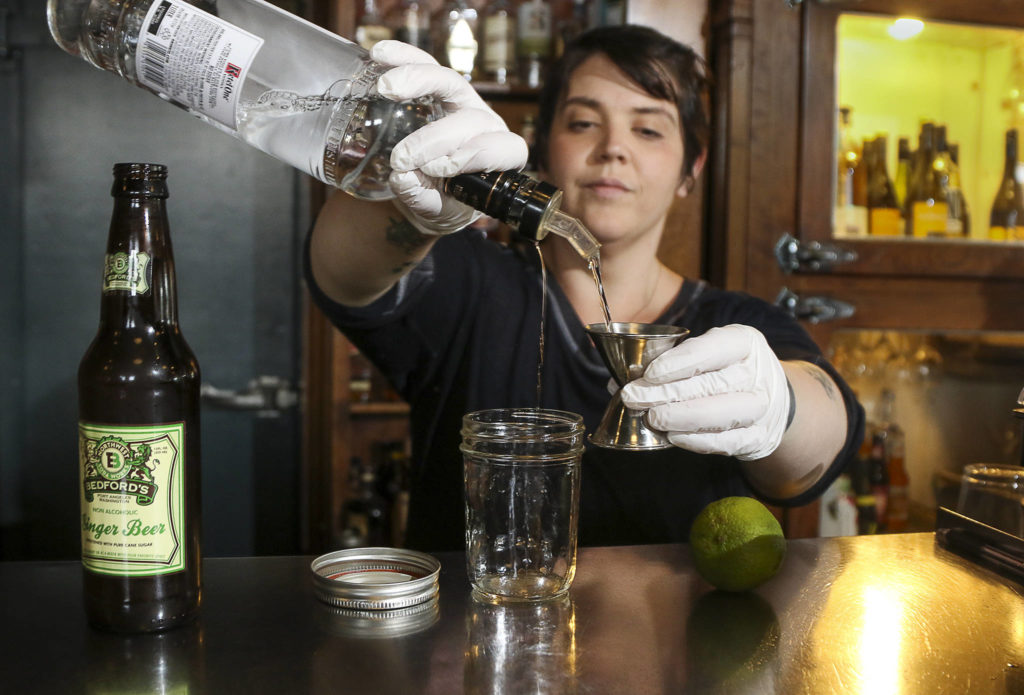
left=310, top=547, right=441, bottom=611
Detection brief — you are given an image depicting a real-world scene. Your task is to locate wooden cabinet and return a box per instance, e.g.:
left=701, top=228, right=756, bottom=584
left=708, top=0, right=1024, bottom=537
left=302, top=0, right=710, bottom=550
left=709, top=0, right=1024, bottom=348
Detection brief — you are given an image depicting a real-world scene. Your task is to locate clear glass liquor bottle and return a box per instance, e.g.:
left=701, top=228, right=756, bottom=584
left=48, top=0, right=438, bottom=199
left=47, top=0, right=599, bottom=255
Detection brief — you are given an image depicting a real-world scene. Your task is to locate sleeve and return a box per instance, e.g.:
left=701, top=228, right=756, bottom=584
left=302, top=229, right=482, bottom=403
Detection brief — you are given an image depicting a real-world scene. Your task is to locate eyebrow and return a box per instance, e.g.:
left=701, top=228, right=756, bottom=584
left=562, top=96, right=677, bottom=123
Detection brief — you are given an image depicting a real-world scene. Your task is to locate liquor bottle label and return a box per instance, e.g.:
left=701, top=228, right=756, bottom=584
left=910, top=202, right=948, bottom=238
left=136, top=0, right=264, bottom=128
left=79, top=422, right=187, bottom=576
left=517, top=2, right=552, bottom=57
left=868, top=208, right=903, bottom=236
left=484, top=16, right=514, bottom=70
left=102, top=251, right=151, bottom=294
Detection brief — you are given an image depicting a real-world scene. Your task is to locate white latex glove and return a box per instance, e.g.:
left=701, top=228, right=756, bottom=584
left=372, top=41, right=529, bottom=235
left=619, top=324, right=792, bottom=461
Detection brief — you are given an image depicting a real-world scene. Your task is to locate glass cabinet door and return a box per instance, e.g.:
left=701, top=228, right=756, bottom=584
left=800, top=0, right=1024, bottom=282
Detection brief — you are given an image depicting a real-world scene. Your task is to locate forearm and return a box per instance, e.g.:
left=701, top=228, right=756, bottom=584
left=741, top=360, right=848, bottom=501
left=310, top=190, right=438, bottom=307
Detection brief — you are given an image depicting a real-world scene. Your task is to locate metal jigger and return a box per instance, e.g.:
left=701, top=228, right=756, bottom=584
left=585, top=322, right=689, bottom=450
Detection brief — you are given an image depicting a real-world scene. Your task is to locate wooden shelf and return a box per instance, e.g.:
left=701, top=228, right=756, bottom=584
left=350, top=402, right=411, bottom=416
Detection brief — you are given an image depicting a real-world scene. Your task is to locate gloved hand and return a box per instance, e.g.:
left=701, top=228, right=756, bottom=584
left=372, top=41, right=529, bottom=235
left=619, top=324, right=792, bottom=461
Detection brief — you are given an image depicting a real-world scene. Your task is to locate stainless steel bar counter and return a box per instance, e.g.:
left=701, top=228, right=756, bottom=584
left=2, top=533, right=1023, bottom=694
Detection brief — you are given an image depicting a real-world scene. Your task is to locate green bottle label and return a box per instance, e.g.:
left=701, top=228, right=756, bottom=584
left=103, top=251, right=152, bottom=294
left=79, top=422, right=186, bottom=576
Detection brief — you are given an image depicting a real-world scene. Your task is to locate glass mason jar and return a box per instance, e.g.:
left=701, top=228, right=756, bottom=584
left=461, top=408, right=584, bottom=603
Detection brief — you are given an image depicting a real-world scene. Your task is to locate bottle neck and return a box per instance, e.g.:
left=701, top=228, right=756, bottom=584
left=1005, top=134, right=1019, bottom=180
left=99, top=193, right=178, bottom=327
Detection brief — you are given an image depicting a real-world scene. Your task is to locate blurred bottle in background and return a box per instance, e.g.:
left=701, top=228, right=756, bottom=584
left=866, top=136, right=903, bottom=236
left=432, top=0, right=479, bottom=80
left=517, top=0, right=553, bottom=88
left=894, top=136, right=911, bottom=210
left=877, top=389, right=910, bottom=532
left=555, top=0, right=593, bottom=57
left=387, top=0, right=432, bottom=53
left=836, top=106, right=866, bottom=237
left=946, top=141, right=969, bottom=238
left=905, top=122, right=948, bottom=238
left=989, top=128, right=1024, bottom=241
left=355, top=0, right=392, bottom=51
left=481, top=0, right=517, bottom=84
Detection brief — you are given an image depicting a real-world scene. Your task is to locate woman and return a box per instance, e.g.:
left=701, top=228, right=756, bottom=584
left=307, top=26, right=864, bottom=551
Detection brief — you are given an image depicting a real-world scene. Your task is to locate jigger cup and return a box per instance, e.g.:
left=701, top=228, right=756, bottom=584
left=585, top=322, right=689, bottom=450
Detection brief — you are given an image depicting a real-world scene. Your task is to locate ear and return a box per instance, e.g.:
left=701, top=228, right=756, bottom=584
left=675, top=148, right=708, bottom=198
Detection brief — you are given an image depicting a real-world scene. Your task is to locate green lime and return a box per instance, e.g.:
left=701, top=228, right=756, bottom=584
left=688, top=497, right=786, bottom=592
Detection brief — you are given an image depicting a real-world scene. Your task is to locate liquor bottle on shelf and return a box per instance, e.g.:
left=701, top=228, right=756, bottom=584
left=480, top=0, right=517, bottom=85
left=989, top=129, right=1024, bottom=242
left=894, top=136, right=911, bottom=210
left=349, top=345, right=373, bottom=403
left=431, top=0, right=479, bottom=80
left=78, top=163, right=201, bottom=632
left=946, top=142, right=969, bottom=238
left=355, top=0, right=392, bottom=51
left=868, top=432, right=890, bottom=533
left=835, top=106, right=866, bottom=237
left=877, top=389, right=909, bottom=532
left=932, top=125, right=964, bottom=238
left=517, top=0, right=553, bottom=89
left=849, top=432, right=877, bottom=535
left=905, top=122, right=949, bottom=238
left=387, top=0, right=432, bottom=53
left=555, top=0, right=592, bottom=58
left=866, top=136, right=903, bottom=236
left=339, top=457, right=390, bottom=548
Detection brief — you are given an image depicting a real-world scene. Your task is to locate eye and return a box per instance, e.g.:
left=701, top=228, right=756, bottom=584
left=568, top=120, right=596, bottom=133
left=635, top=127, right=664, bottom=139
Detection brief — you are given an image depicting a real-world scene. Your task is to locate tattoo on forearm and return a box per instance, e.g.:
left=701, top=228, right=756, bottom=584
left=385, top=216, right=430, bottom=256
left=801, top=362, right=838, bottom=399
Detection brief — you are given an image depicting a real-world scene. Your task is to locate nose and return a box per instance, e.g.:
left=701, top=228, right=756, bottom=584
left=595, top=124, right=629, bottom=163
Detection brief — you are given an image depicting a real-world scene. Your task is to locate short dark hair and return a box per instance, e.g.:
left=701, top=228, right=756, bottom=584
left=534, top=25, right=711, bottom=181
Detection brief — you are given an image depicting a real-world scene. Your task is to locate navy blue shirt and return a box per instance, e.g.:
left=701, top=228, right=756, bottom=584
left=305, top=231, right=864, bottom=552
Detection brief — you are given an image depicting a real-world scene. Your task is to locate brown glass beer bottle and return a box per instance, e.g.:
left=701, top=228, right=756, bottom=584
left=78, top=163, right=201, bottom=632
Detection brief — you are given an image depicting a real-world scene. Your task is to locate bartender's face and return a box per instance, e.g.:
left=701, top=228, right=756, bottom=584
left=543, top=54, right=692, bottom=246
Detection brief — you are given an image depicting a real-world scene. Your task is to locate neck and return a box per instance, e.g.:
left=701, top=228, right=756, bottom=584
left=546, top=233, right=680, bottom=326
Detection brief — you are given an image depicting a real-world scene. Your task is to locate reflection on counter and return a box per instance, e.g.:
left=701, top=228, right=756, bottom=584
left=464, top=594, right=578, bottom=693
left=822, top=330, right=1024, bottom=536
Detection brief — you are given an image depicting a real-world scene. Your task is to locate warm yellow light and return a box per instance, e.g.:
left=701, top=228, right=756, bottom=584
left=888, top=18, right=924, bottom=41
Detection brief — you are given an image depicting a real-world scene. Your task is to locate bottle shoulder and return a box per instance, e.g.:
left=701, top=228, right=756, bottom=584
left=80, top=325, right=200, bottom=383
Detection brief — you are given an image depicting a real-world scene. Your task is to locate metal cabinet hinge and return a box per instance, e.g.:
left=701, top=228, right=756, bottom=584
left=201, top=376, right=299, bottom=418
left=775, top=233, right=858, bottom=274
left=775, top=287, right=855, bottom=324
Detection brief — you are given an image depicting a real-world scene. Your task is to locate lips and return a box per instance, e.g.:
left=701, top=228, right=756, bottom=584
left=584, top=177, right=631, bottom=191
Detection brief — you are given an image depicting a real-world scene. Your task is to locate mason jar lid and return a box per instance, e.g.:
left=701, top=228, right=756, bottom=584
left=311, top=547, right=441, bottom=611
